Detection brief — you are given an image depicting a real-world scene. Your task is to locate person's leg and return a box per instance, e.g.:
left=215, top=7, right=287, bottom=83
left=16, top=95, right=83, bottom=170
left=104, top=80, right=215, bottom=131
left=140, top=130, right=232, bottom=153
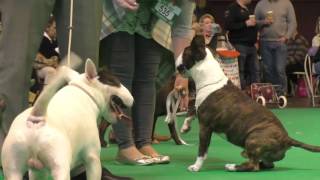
left=53, top=0, right=102, bottom=68
left=247, top=46, right=260, bottom=85
left=99, top=32, right=153, bottom=165
left=133, top=35, right=162, bottom=149
left=260, top=42, right=277, bottom=85
left=0, top=0, right=54, bottom=159
left=286, top=63, right=303, bottom=95
left=233, top=44, right=248, bottom=89
left=274, top=43, right=288, bottom=95
left=100, top=32, right=135, bottom=149
left=133, top=35, right=169, bottom=160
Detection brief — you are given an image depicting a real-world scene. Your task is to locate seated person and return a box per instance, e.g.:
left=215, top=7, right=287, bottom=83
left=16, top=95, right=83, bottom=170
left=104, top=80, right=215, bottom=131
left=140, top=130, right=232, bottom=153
left=312, top=16, right=320, bottom=75
left=286, top=30, right=309, bottom=95
left=199, top=13, right=221, bottom=50
left=33, top=16, right=60, bottom=86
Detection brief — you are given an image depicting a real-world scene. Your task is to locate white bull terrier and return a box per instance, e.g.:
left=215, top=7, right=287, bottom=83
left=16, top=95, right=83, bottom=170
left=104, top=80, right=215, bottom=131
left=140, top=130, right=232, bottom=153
left=1, top=57, right=134, bottom=180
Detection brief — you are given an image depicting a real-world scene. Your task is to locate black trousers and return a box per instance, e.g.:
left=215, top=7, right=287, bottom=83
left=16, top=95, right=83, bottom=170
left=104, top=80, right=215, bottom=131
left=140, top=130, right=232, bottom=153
left=100, top=32, right=162, bottom=149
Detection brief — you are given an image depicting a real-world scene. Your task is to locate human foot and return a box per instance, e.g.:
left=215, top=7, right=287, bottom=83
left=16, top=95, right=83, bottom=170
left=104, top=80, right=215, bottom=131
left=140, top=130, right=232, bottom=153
left=139, top=145, right=170, bottom=164
left=116, top=146, right=153, bottom=165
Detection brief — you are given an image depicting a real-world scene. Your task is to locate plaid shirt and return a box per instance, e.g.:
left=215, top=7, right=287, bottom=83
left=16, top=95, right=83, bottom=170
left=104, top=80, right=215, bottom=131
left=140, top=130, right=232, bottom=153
left=101, top=0, right=194, bottom=50
left=100, top=0, right=123, bottom=40
left=101, top=0, right=194, bottom=87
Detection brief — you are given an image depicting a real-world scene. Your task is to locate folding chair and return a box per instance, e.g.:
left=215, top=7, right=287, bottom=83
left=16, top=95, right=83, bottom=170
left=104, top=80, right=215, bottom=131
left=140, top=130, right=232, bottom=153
left=304, top=54, right=320, bottom=107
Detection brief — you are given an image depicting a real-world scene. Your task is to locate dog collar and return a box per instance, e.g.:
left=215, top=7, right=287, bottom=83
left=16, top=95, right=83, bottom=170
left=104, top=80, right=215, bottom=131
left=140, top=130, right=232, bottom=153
left=69, top=82, right=103, bottom=113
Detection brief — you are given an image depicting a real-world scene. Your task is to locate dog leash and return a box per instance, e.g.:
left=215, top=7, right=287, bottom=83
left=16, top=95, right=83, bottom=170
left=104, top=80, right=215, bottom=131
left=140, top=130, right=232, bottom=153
left=165, top=90, right=180, bottom=124
left=67, top=0, right=74, bottom=67
left=109, top=100, right=132, bottom=123
left=165, top=89, right=188, bottom=145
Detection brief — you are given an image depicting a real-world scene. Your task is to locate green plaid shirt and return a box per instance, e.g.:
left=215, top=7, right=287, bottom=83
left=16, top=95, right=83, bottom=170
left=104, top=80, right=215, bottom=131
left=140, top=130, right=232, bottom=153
left=100, top=0, right=122, bottom=40
left=101, top=0, right=195, bottom=50
left=101, top=0, right=195, bottom=86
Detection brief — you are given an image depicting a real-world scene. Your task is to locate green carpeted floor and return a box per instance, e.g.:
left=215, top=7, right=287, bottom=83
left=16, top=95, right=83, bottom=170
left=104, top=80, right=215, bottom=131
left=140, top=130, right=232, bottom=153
left=1, top=108, right=320, bottom=180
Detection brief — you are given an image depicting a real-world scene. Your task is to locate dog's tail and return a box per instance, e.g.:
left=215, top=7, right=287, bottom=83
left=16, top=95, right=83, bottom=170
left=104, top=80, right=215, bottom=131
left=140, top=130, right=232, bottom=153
left=289, top=137, right=320, bottom=152
left=31, top=53, right=82, bottom=118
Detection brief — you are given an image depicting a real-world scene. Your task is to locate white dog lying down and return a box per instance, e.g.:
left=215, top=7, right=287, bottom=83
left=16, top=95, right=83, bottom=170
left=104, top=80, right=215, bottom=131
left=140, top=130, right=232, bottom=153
left=1, top=56, right=134, bottom=180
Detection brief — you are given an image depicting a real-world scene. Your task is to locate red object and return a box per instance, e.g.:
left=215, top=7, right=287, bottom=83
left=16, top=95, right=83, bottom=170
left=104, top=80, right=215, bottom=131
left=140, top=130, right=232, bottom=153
left=296, top=78, right=308, bottom=97
left=217, top=50, right=240, bottom=58
left=250, top=83, right=275, bottom=102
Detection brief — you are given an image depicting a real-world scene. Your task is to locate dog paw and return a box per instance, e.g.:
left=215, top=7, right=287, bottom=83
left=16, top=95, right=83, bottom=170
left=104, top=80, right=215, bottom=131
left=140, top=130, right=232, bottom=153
left=188, top=164, right=200, bottom=172
left=225, top=164, right=237, bottom=171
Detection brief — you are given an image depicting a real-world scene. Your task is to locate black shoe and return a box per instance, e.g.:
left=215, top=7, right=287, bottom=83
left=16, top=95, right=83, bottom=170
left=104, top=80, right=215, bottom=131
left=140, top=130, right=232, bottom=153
left=101, top=167, right=133, bottom=180
left=71, top=171, right=86, bottom=180
left=23, top=173, right=29, bottom=180
left=71, top=167, right=133, bottom=180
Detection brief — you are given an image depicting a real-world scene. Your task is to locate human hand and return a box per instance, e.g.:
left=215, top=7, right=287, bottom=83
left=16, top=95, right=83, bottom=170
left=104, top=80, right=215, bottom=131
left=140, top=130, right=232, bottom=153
left=245, top=19, right=256, bottom=27
left=278, top=36, right=287, bottom=44
left=264, top=18, right=273, bottom=25
left=114, top=0, right=139, bottom=11
left=174, top=73, right=189, bottom=111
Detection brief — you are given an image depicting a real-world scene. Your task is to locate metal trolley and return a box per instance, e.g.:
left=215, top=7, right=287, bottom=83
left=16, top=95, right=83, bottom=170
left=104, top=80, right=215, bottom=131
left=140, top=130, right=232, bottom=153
left=250, top=83, right=287, bottom=108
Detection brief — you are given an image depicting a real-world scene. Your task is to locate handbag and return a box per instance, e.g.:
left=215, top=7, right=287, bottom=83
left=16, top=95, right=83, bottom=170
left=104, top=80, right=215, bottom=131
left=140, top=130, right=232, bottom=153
left=296, top=78, right=308, bottom=97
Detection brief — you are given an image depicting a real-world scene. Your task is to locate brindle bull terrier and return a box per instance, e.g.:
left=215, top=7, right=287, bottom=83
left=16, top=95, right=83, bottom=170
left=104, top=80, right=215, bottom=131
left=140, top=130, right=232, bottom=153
left=177, top=35, right=320, bottom=172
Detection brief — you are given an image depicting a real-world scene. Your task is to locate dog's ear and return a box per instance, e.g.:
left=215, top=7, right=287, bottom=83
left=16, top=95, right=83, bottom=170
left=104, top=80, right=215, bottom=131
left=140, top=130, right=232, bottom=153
left=85, top=59, right=98, bottom=79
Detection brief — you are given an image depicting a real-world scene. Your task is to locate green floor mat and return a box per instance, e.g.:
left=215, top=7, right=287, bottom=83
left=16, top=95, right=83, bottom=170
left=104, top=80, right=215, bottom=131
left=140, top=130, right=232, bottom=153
left=1, top=108, right=320, bottom=180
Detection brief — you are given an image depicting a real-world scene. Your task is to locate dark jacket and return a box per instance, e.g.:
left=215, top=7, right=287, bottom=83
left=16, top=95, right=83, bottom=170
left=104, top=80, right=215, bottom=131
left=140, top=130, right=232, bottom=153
left=224, top=2, right=257, bottom=46
left=38, top=34, right=60, bottom=59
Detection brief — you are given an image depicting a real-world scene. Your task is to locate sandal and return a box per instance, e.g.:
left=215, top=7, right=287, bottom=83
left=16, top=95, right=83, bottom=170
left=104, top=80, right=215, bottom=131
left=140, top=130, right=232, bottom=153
left=116, top=154, right=154, bottom=166
left=138, top=145, right=170, bottom=164
left=151, top=155, right=170, bottom=164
